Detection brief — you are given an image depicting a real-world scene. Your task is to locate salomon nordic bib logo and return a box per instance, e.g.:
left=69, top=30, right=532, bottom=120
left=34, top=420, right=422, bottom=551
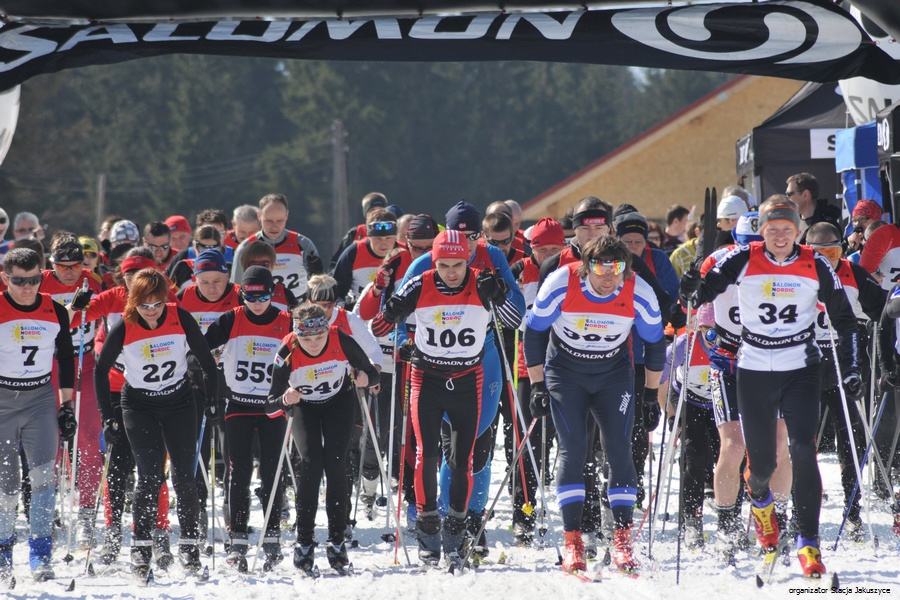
left=141, top=340, right=174, bottom=359
left=611, top=2, right=861, bottom=66
left=574, top=316, right=614, bottom=332
left=762, top=278, right=800, bottom=297
left=244, top=340, right=277, bottom=357
left=305, top=363, right=338, bottom=381
left=430, top=309, right=464, bottom=327
left=12, top=322, right=47, bottom=343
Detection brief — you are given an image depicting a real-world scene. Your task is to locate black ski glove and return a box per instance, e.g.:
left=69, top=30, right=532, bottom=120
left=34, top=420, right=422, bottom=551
left=530, top=380, right=552, bottom=418
left=642, top=387, right=661, bottom=431
left=102, top=419, right=121, bottom=445
left=399, top=340, right=416, bottom=363
left=668, top=302, right=687, bottom=330
left=842, top=370, right=864, bottom=402
left=204, top=401, right=225, bottom=427
left=679, top=269, right=702, bottom=306
left=58, top=401, right=77, bottom=443
left=70, top=287, right=94, bottom=311
left=475, top=269, right=508, bottom=310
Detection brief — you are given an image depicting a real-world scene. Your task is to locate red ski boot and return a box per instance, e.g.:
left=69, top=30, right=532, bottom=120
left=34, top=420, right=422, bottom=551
left=796, top=537, right=826, bottom=579
left=749, top=492, right=780, bottom=550
left=612, top=527, right=639, bottom=574
left=561, top=530, right=586, bottom=573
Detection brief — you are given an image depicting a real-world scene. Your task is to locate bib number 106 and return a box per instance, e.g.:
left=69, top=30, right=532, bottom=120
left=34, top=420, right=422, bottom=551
left=424, top=327, right=475, bottom=348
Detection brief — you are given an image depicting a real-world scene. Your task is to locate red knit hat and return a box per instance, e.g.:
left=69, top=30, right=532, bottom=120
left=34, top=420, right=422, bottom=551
left=530, top=218, right=565, bottom=248
left=432, top=230, right=469, bottom=262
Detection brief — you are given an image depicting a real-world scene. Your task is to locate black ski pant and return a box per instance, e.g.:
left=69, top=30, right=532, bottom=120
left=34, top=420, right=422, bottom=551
left=678, top=399, right=719, bottom=518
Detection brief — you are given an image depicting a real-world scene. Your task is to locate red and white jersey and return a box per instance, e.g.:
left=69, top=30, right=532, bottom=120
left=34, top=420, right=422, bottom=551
left=220, top=307, right=292, bottom=401
left=271, top=282, right=291, bottom=312
left=860, top=224, right=900, bottom=291
left=551, top=264, right=635, bottom=358
left=736, top=243, right=820, bottom=371
left=675, top=331, right=712, bottom=405
left=0, top=293, right=62, bottom=389
left=518, top=256, right=541, bottom=325
left=246, top=231, right=310, bottom=297
left=40, top=269, right=104, bottom=352
left=413, top=270, right=489, bottom=369
left=876, top=247, right=900, bottom=291
left=120, top=304, right=189, bottom=393
left=285, top=328, right=350, bottom=403
left=180, top=284, right=240, bottom=334
left=349, top=240, right=387, bottom=295
left=814, top=259, right=864, bottom=345
left=702, top=247, right=742, bottom=352
left=467, top=244, right=495, bottom=273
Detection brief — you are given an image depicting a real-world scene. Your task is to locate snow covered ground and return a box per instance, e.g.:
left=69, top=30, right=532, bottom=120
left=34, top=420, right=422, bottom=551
left=7, top=438, right=900, bottom=598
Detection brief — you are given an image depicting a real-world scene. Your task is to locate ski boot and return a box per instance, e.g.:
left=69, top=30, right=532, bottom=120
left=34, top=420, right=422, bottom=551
left=562, top=530, right=586, bottom=573
left=466, top=509, right=488, bottom=559
left=416, top=511, right=442, bottom=566
left=75, top=507, right=95, bottom=549
left=152, top=528, right=174, bottom=570
left=612, top=527, right=638, bottom=574
left=443, top=510, right=468, bottom=569
left=683, top=515, right=705, bottom=550
left=846, top=514, right=865, bottom=543
left=226, top=534, right=249, bottom=572
left=360, top=476, right=378, bottom=521
left=100, top=525, right=122, bottom=565
left=28, top=536, right=54, bottom=582
left=513, top=517, right=534, bottom=547
left=716, top=504, right=741, bottom=564
left=178, top=543, right=201, bottom=573
left=262, top=532, right=284, bottom=570
left=293, top=541, right=316, bottom=576
left=749, top=491, right=780, bottom=550
left=581, top=531, right=598, bottom=560
left=796, top=536, right=826, bottom=578
left=326, top=540, right=350, bottom=573
left=130, top=542, right=153, bottom=583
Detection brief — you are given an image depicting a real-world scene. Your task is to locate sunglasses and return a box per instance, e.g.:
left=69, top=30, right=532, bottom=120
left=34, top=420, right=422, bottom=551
left=369, top=221, right=397, bottom=232
left=139, top=300, right=164, bottom=311
left=243, top=293, right=273, bottom=304
left=407, top=242, right=433, bottom=253
left=15, top=227, right=35, bottom=234
left=785, top=190, right=797, bottom=197
left=195, top=241, right=220, bottom=250
left=8, top=274, right=42, bottom=287
left=54, top=262, right=82, bottom=272
left=484, top=234, right=514, bottom=247
left=808, top=240, right=841, bottom=249
left=588, top=260, right=626, bottom=276
left=463, top=232, right=481, bottom=242
left=148, top=243, right=171, bottom=252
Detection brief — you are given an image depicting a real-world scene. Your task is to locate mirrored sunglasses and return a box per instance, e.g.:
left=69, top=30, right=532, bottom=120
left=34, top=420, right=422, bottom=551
left=243, top=294, right=273, bottom=304
left=588, top=260, right=626, bottom=276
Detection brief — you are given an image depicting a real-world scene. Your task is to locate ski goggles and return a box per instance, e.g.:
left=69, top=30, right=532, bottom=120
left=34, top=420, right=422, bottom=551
left=588, top=259, right=626, bottom=276
left=8, top=274, right=42, bottom=287
left=243, top=293, right=272, bottom=304
left=367, top=221, right=397, bottom=237
left=139, top=300, right=165, bottom=311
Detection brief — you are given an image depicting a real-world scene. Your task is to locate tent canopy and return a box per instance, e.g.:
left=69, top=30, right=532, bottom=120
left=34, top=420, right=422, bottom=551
left=0, top=1, right=897, bottom=92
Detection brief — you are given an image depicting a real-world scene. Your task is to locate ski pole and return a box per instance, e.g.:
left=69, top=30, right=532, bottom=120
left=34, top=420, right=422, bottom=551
left=210, top=425, right=217, bottom=568
left=60, top=441, right=74, bottom=563
left=83, top=438, right=115, bottom=576
left=356, top=387, right=411, bottom=566
left=384, top=324, right=399, bottom=530
left=826, top=317, right=876, bottom=548
left=251, top=414, right=293, bottom=573
left=350, top=394, right=371, bottom=531
left=461, top=418, right=539, bottom=571
left=65, top=278, right=91, bottom=563
left=832, top=391, right=891, bottom=550
left=193, top=416, right=207, bottom=478
left=650, top=299, right=695, bottom=545
left=393, top=361, right=411, bottom=565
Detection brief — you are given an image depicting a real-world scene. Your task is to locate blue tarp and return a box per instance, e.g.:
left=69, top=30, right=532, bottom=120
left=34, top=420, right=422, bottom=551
left=836, top=122, right=882, bottom=224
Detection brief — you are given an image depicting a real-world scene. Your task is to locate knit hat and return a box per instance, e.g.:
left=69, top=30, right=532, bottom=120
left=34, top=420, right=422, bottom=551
left=717, top=196, right=748, bottom=220
left=111, top=220, right=140, bottom=244
left=732, top=212, right=762, bottom=246
left=432, top=230, right=470, bottom=262
left=697, top=303, right=715, bottom=328
left=165, top=215, right=191, bottom=235
left=193, top=249, right=229, bottom=275
left=445, top=201, right=481, bottom=232
left=79, top=236, right=100, bottom=255
left=852, top=199, right=882, bottom=222
left=241, top=265, right=274, bottom=296
left=529, top=218, right=565, bottom=248
left=407, top=214, right=440, bottom=240
left=51, top=238, right=84, bottom=263
left=615, top=213, right=649, bottom=239
left=612, top=203, right=640, bottom=224
left=385, top=204, right=404, bottom=219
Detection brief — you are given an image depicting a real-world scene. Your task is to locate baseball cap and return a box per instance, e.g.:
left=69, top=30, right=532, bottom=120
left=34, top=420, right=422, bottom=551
left=445, top=201, right=481, bottom=233
left=432, top=230, right=470, bottom=262
left=193, top=249, right=229, bottom=275
left=530, top=218, right=565, bottom=248
left=111, top=220, right=140, bottom=244
left=407, top=214, right=440, bottom=241
left=165, top=215, right=191, bottom=235
left=717, top=195, right=748, bottom=220
left=241, top=265, right=274, bottom=296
